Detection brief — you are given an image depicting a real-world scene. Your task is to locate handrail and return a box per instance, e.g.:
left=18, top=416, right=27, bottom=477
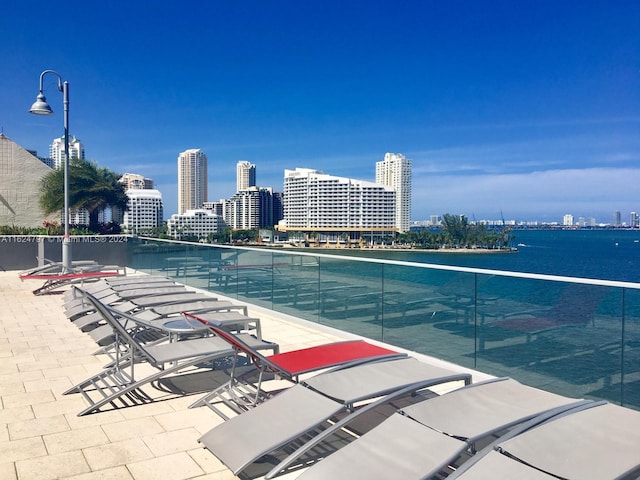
left=139, top=236, right=640, bottom=289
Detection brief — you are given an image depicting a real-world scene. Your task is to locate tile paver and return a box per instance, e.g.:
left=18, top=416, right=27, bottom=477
left=126, top=452, right=204, bottom=480
left=7, top=414, right=69, bottom=440
left=82, top=438, right=154, bottom=471
left=15, top=450, right=91, bottom=480
left=64, top=465, right=134, bottom=480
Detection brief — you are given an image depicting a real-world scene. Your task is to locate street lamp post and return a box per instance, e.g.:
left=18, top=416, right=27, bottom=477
left=29, top=70, right=72, bottom=271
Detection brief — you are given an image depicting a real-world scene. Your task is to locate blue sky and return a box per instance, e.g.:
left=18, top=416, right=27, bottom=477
left=2, top=0, right=639, bottom=223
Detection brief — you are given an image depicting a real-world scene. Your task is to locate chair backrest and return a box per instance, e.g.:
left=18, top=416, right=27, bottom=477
left=183, top=312, right=283, bottom=374
left=83, top=290, right=159, bottom=364
left=183, top=312, right=401, bottom=378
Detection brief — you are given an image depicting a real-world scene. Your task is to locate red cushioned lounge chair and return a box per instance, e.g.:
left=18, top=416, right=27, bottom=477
left=184, top=311, right=404, bottom=418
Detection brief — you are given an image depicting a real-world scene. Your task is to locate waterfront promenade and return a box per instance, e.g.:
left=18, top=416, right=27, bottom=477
left=0, top=270, right=480, bottom=479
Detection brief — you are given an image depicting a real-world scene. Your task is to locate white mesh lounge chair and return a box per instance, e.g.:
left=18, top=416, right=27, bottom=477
left=195, top=354, right=472, bottom=477
left=79, top=303, right=253, bottom=354
left=64, top=283, right=187, bottom=311
left=64, top=292, right=278, bottom=416
left=449, top=401, right=640, bottom=480
left=290, top=377, right=586, bottom=480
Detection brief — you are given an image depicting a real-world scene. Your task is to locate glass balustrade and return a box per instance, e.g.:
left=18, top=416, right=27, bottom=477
left=128, top=237, right=640, bottom=410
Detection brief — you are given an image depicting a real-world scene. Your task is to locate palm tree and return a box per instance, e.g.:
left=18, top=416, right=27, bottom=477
left=40, top=158, right=128, bottom=232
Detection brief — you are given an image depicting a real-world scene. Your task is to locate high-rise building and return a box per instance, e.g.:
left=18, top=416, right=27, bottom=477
left=563, top=214, right=574, bottom=226
left=236, top=161, right=256, bottom=192
left=178, top=149, right=208, bottom=214
left=376, top=152, right=412, bottom=233
left=281, top=168, right=396, bottom=238
left=119, top=173, right=154, bottom=190
left=225, top=186, right=282, bottom=229
left=631, top=212, right=639, bottom=228
left=614, top=211, right=622, bottom=227
left=49, top=135, right=85, bottom=169
left=122, top=189, right=164, bottom=234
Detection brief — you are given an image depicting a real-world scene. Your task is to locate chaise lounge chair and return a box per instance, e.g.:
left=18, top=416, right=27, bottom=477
left=196, top=355, right=472, bottom=477
left=448, top=401, right=640, bottom=480
left=64, top=292, right=278, bottom=416
left=480, top=283, right=605, bottom=347
left=290, top=377, right=586, bottom=480
left=19, top=259, right=125, bottom=295
left=185, top=312, right=407, bottom=417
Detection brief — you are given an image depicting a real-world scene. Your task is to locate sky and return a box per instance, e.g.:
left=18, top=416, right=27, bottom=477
left=1, top=1, right=639, bottom=224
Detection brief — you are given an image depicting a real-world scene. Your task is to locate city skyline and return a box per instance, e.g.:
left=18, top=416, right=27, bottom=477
left=2, top=1, right=638, bottom=223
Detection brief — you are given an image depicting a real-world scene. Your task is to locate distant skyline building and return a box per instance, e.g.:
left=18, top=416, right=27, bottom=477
left=177, top=148, right=208, bottom=214
left=122, top=189, right=163, bottom=234
left=376, top=152, right=412, bottom=233
left=631, top=212, right=639, bottom=228
left=279, top=168, right=396, bottom=242
left=614, top=211, right=622, bottom=227
left=236, top=160, right=256, bottom=192
left=563, top=214, right=574, bottom=226
left=50, top=135, right=85, bottom=169
left=119, top=173, right=154, bottom=190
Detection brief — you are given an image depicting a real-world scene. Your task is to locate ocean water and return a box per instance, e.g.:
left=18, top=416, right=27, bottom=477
left=337, top=229, right=640, bottom=283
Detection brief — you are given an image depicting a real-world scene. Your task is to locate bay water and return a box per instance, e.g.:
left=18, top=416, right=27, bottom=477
left=336, top=229, right=640, bottom=283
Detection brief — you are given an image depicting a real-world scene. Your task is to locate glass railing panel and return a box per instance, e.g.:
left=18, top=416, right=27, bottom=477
left=381, top=265, right=477, bottom=367
left=227, top=249, right=278, bottom=309
left=622, top=287, right=640, bottom=410
left=176, top=243, right=214, bottom=290
left=204, top=246, right=239, bottom=298
left=269, top=252, right=321, bottom=318
left=314, top=256, right=385, bottom=340
left=140, top=240, right=185, bottom=278
left=128, top=237, right=154, bottom=274
left=475, top=278, right=623, bottom=402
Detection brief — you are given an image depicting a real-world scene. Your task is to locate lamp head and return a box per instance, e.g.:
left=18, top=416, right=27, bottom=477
left=29, top=93, right=54, bottom=115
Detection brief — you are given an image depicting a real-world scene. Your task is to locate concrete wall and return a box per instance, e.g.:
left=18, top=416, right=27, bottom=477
left=0, top=133, right=58, bottom=227
left=0, top=235, right=131, bottom=271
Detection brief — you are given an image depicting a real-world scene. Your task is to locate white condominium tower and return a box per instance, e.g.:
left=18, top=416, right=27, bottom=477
left=236, top=160, right=256, bottom=192
left=282, top=168, right=396, bottom=232
left=376, top=152, right=412, bottom=233
left=49, top=135, right=85, bottom=169
left=178, top=149, right=208, bottom=214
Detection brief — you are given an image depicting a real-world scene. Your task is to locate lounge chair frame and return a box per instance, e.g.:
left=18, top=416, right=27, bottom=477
left=185, top=312, right=406, bottom=417
left=64, top=292, right=277, bottom=416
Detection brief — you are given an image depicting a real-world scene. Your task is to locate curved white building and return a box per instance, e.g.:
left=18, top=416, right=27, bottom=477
left=281, top=168, right=396, bottom=238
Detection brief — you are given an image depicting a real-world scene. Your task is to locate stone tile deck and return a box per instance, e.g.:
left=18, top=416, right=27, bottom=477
left=0, top=271, right=480, bottom=479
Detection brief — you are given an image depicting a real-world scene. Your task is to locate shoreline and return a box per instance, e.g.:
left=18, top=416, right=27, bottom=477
left=276, top=245, right=518, bottom=254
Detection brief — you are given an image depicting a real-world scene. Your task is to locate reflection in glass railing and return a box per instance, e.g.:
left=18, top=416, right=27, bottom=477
left=128, top=238, right=640, bottom=410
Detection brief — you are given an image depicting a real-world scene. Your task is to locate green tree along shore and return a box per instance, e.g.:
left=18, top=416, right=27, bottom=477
left=397, top=214, right=515, bottom=250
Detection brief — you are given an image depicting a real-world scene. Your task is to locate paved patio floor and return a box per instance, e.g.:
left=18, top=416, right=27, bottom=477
left=0, top=270, right=477, bottom=480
